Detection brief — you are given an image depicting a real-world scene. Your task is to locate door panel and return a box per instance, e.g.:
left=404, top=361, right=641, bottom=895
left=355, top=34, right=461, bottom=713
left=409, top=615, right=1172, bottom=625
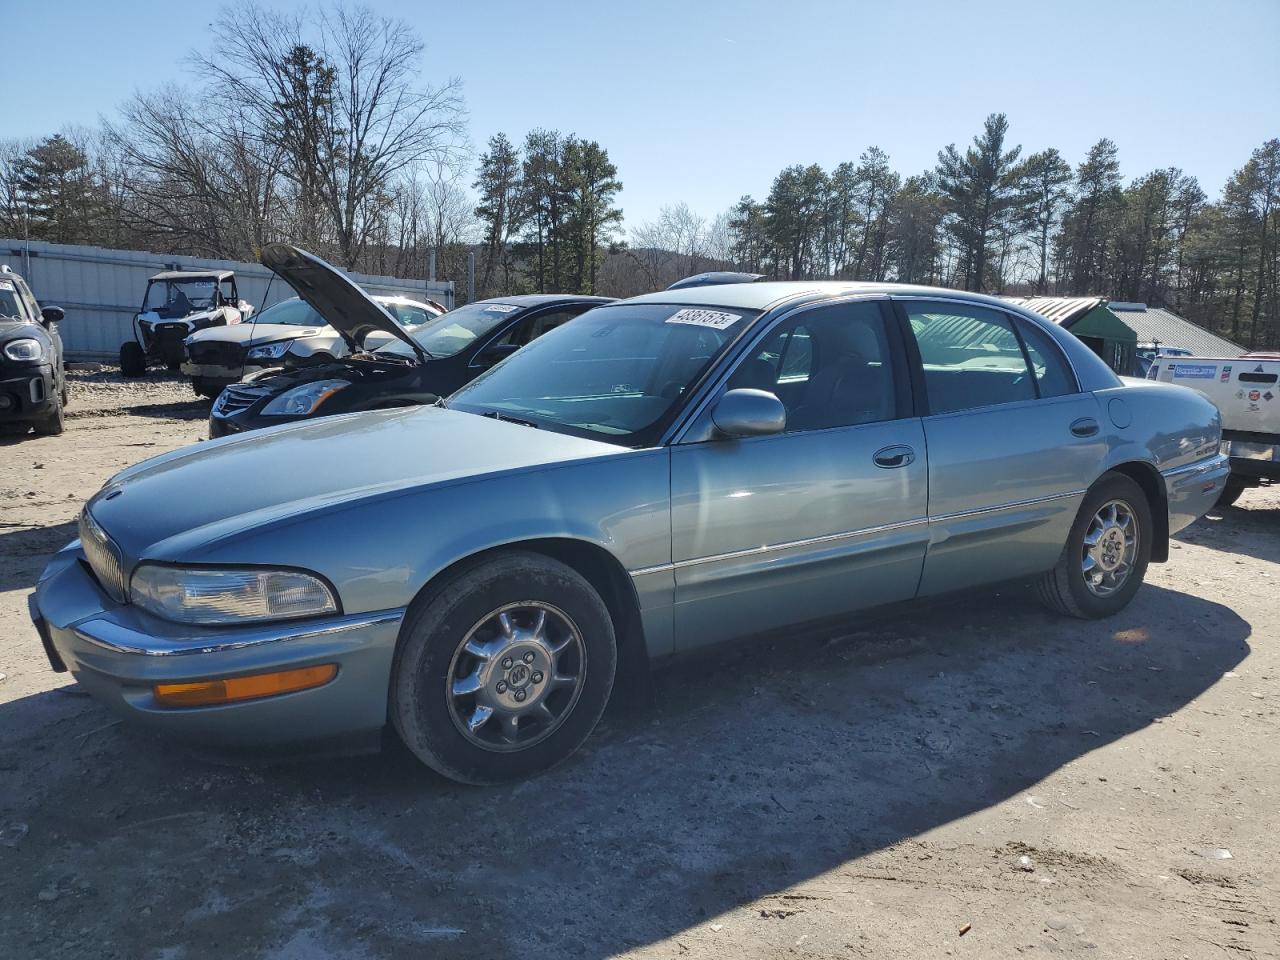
left=671, top=420, right=929, bottom=649
left=918, top=395, right=1105, bottom=595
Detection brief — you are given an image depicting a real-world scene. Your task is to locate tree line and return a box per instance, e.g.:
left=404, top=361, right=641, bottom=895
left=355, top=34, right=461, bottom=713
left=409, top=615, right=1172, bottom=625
left=652, top=115, right=1277, bottom=349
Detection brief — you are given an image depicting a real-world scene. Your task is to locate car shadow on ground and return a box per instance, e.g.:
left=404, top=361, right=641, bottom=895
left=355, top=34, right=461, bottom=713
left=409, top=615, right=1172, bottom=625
left=0, top=520, right=77, bottom=591
left=0, top=583, right=1250, bottom=959
left=116, top=398, right=212, bottom=421
left=1178, top=497, right=1280, bottom=558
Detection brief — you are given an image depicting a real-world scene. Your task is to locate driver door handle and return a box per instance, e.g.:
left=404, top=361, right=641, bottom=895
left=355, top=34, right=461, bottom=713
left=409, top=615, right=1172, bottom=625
left=873, top=444, right=915, bottom=469
left=1070, top=417, right=1100, bottom=438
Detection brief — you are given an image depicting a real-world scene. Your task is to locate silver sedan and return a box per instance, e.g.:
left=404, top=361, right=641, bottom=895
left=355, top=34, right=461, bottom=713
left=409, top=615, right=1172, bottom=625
left=31, top=254, right=1228, bottom=783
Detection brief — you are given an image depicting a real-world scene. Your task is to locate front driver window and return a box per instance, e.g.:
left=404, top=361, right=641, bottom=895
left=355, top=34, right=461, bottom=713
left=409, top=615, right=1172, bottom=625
left=725, top=301, right=897, bottom=432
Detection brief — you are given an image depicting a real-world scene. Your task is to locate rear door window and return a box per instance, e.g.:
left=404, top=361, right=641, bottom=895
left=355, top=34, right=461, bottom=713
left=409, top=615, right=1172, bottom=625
left=905, top=301, right=1036, bottom=414
left=1015, top=318, right=1077, bottom=398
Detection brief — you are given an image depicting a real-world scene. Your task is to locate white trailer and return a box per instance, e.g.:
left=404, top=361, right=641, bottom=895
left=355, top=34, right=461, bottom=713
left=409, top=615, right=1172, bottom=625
left=1148, top=355, right=1280, bottom=504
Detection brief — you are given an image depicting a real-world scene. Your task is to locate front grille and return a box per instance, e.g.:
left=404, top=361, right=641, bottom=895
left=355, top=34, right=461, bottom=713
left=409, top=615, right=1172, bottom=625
left=214, top=384, right=267, bottom=416
left=189, top=341, right=244, bottom=366
left=79, top=509, right=127, bottom=603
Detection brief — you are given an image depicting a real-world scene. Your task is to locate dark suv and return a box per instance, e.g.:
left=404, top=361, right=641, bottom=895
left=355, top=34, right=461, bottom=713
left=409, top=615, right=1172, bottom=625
left=0, top=265, right=67, bottom=436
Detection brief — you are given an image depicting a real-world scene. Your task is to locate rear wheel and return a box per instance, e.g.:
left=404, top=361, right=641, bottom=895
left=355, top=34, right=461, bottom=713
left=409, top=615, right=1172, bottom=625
left=1216, top=476, right=1248, bottom=509
left=120, top=342, right=146, bottom=378
left=391, top=551, right=617, bottom=784
left=1037, top=473, right=1152, bottom=619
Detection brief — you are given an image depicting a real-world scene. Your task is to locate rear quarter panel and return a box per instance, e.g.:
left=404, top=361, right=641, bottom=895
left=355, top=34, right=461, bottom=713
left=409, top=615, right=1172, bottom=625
left=1094, top=381, right=1221, bottom=474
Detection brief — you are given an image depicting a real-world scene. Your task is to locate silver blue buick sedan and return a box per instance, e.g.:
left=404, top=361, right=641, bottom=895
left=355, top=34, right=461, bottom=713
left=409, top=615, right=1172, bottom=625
left=31, top=249, right=1228, bottom=783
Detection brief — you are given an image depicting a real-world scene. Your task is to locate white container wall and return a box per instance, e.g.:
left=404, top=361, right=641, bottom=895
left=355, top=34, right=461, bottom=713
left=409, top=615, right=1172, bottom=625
left=0, top=239, right=454, bottom=360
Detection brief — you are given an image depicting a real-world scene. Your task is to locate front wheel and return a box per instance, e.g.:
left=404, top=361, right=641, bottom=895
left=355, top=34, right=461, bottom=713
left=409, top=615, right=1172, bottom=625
left=391, top=551, right=617, bottom=784
left=119, top=341, right=146, bottom=378
left=32, top=396, right=65, bottom=436
left=1037, top=473, right=1152, bottom=619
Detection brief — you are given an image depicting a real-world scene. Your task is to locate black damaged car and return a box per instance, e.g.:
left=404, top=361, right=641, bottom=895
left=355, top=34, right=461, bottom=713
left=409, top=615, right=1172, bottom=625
left=209, top=244, right=613, bottom=438
left=0, top=265, right=67, bottom=436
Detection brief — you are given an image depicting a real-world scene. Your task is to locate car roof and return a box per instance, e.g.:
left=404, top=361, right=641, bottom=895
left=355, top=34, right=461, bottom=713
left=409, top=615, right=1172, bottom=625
left=0, top=265, right=27, bottom=283
left=473, top=294, right=616, bottom=308
left=148, top=270, right=235, bottom=281
left=616, top=280, right=1041, bottom=315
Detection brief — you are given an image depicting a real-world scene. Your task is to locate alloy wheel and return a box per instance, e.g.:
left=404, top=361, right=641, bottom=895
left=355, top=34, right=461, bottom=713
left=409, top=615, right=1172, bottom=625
left=1081, top=499, right=1139, bottom=597
left=445, top=601, right=586, bottom=752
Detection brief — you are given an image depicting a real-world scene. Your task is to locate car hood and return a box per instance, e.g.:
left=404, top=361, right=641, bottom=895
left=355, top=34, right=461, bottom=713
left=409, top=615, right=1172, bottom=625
left=187, top=322, right=330, bottom=348
left=85, top=406, right=624, bottom=564
left=260, top=244, right=425, bottom=361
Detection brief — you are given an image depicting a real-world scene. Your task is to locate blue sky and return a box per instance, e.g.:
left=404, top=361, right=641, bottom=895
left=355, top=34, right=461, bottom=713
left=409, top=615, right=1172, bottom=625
left=6, top=0, right=1279, bottom=229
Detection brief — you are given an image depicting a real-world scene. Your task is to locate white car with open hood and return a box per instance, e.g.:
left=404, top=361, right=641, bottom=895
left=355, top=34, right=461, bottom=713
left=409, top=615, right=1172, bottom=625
left=182, top=294, right=443, bottom=398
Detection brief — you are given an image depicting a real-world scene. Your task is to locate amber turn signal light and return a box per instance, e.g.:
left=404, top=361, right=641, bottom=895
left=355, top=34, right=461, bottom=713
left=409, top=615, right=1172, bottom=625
left=153, top=664, right=338, bottom=707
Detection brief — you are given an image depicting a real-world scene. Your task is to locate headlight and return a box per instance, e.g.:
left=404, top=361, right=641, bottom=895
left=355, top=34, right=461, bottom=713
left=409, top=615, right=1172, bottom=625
left=261, top=379, right=350, bottom=416
left=4, top=338, right=44, bottom=361
left=130, top=564, right=338, bottom=625
left=247, top=340, right=294, bottom=360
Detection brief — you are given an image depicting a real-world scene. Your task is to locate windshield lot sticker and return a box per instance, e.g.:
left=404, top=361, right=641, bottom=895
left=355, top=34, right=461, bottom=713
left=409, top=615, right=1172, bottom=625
left=666, top=308, right=743, bottom=330
left=1171, top=363, right=1217, bottom=379
left=483, top=304, right=520, bottom=314
left=0, top=280, right=13, bottom=291
left=1221, top=365, right=1233, bottom=381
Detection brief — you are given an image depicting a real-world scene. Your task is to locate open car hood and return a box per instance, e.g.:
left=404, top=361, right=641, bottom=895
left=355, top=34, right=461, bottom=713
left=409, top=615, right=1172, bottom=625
left=260, top=244, right=425, bottom=362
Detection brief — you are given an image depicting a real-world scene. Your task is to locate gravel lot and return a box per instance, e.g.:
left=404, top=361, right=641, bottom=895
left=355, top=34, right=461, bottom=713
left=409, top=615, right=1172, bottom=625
left=1, top=371, right=1277, bottom=960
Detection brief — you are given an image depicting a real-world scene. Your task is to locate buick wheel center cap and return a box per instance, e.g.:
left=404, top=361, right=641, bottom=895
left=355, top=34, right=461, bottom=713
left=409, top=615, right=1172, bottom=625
left=508, top=663, right=531, bottom=688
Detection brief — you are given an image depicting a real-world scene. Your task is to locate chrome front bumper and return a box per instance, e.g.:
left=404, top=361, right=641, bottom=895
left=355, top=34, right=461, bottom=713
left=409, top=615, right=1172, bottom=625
left=30, top=543, right=404, bottom=746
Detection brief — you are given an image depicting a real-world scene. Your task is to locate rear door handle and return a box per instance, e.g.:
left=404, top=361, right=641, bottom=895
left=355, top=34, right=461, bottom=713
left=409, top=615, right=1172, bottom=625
left=1070, top=417, right=1100, bottom=438
left=873, top=444, right=915, bottom=469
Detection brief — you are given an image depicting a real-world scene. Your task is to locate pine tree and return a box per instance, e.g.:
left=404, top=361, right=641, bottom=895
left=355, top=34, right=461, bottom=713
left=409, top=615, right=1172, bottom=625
left=563, top=139, right=622, bottom=294
left=473, top=133, right=525, bottom=296
left=17, top=134, right=100, bottom=244
left=935, top=114, right=1023, bottom=291
left=1016, top=148, right=1073, bottom=293
left=1058, top=138, right=1122, bottom=294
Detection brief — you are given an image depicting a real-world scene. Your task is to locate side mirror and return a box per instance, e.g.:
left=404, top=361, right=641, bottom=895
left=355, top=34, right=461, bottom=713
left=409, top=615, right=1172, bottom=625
left=477, top=342, right=520, bottom=366
left=41, top=305, right=65, bottom=326
left=711, top=388, right=786, bottom=439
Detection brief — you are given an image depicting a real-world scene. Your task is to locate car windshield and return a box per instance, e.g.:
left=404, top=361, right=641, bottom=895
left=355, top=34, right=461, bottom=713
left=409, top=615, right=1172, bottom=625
left=449, top=302, right=757, bottom=446
left=391, top=301, right=526, bottom=358
left=252, top=298, right=325, bottom=326
left=143, top=278, right=219, bottom=317
left=0, top=281, right=26, bottom=321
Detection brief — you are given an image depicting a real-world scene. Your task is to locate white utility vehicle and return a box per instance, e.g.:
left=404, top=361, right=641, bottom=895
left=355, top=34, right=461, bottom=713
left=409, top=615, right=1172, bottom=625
left=1149, top=354, right=1280, bottom=505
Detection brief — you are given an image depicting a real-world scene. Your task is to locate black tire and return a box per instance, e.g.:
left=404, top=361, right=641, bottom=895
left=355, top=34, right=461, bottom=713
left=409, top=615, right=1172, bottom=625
left=1036, top=472, right=1153, bottom=619
left=391, top=551, right=617, bottom=784
left=119, top=341, right=146, bottom=378
left=192, top=379, right=221, bottom=400
left=1216, top=477, right=1248, bottom=509
left=32, top=396, right=65, bottom=436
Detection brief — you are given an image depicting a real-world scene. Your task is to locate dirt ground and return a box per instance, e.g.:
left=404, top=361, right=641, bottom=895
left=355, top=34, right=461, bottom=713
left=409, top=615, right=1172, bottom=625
left=0, top=370, right=1277, bottom=960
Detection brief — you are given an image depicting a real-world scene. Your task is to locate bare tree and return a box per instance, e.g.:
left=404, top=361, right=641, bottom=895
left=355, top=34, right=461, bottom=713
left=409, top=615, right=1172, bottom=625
left=195, top=2, right=466, bottom=268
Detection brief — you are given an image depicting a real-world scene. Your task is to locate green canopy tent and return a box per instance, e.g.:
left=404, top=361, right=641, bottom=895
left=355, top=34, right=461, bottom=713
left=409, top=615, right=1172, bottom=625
left=1003, top=297, right=1138, bottom=376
